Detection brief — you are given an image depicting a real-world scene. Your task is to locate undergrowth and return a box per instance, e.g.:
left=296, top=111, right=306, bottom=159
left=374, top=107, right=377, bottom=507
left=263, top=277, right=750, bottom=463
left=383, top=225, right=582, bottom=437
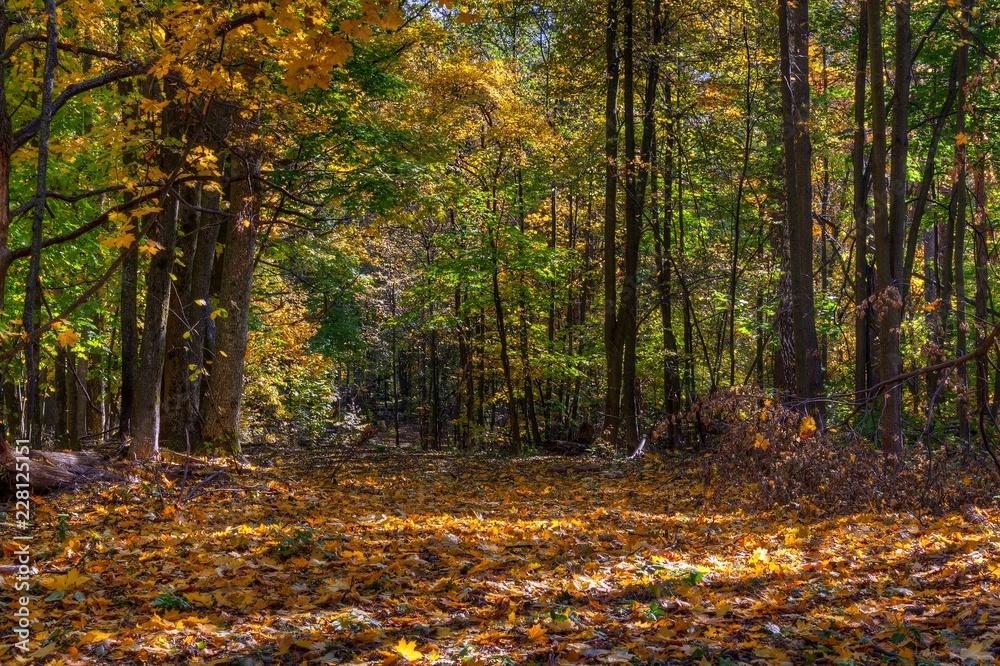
left=672, top=388, right=1000, bottom=514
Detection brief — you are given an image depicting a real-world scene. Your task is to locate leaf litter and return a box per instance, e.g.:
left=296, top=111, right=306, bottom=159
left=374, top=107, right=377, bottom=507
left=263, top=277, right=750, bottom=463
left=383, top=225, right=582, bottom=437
left=2, top=447, right=999, bottom=665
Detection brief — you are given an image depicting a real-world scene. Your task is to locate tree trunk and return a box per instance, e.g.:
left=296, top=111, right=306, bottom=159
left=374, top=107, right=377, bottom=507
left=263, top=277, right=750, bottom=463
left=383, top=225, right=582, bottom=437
left=490, top=238, right=521, bottom=454
left=953, top=0, right=970, bottom=447
left=779, top=0, right=823, bottom=408
left=21, top=0, right=58, bottom=448
left=603, top=0, right=622, bottom=446
left=199, top=152, right=260, bottom=457
left=620, top=0, right=662, bottom=453
left=853, top=0, right=871, bottom=397
left=54, top=349, right=67, bottom=445
left=66, top=353, right=79, bottom=450
left=159, top=184, right=203, bottom=450
left=973, top=163, right=988, bottom=434
left=868, top=0, right=908, bottom=462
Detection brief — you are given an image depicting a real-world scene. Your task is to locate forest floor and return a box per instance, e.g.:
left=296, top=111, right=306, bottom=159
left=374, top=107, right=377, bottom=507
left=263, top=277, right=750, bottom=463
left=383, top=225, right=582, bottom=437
left=2, top=437, right=1000, bottom=665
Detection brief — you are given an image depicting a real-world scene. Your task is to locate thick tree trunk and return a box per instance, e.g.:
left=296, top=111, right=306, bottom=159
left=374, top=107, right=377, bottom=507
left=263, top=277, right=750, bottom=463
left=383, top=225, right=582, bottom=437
left=160, top=184, right=203, bottom=450
left=131, top=93, right=183, bottom=461
left=199, top=153, right=260, bottom=457
left=868, top=0, right=908, bottom=462
left=619, top=0, right=661, bottom=453
left=131, top=198, right=180, bottom=460
left=778, top=0, right=823, bottom=407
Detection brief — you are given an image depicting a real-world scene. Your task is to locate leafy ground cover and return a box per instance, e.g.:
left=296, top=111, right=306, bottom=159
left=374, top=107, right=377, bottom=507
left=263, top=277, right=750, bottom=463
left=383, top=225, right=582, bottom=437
left=2, top=444, right=999, bottom=665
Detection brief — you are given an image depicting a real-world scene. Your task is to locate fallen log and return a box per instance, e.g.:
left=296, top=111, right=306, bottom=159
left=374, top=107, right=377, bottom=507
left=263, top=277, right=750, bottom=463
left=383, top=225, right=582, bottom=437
left=542, top=439, right=589, bottom=456
left=1, top=442, right=124, bottom=493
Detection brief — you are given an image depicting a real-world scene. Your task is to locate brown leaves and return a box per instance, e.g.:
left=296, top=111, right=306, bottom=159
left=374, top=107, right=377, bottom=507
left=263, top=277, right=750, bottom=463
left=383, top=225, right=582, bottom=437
left=9, top=448, right=1000, bottom=665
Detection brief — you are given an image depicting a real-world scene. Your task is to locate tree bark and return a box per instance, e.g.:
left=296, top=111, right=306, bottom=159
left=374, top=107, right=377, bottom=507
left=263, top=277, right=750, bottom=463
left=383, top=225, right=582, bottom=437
left=21, top=0, right=58, bottom=448
left=778, top=0, right=823, bottom=408
left=868, top=0, right=908, bottom=462
left=620, top=0, right=662, bottom=453
left=973, top=163, right=988, bottom=434
left=603, top=0, right=622, bottom=446
left=853, top=0, right=871, bottom=397
left=490, top=232, right=521, bottom=454
left=953, top=0, right=970, bottom=447
left=159, top=184, right=203, bottom=450
left=199, top=152, right=260, bottom=457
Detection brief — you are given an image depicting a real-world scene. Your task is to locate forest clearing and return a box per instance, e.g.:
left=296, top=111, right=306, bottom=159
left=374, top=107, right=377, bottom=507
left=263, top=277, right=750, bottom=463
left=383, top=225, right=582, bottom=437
left=1, top=0, right=1000, bottom=662
left=2, top=442, right=1000, bottom=665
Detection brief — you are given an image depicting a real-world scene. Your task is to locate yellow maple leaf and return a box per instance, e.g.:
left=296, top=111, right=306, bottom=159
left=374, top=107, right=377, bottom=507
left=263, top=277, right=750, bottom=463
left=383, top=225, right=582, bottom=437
left=79, top=629, right=115, bottom=644
left=41, top=568, right=90, bottom=591
left=56, top=327, right=81, bottom=349
left=101, top=232, right=136, bottom=250
left=395, top=637, right=423, bottom=661
left=526, top=624, right=547, bottom=642
left=956, top=132, right=969, bottom=146
left=183, top=592, right=214, bottom=606
left=753, top=432, right=769, bottom=450
left=959, top=641, right=994, bottom=662
left=799, top=415, right=817, bottom=439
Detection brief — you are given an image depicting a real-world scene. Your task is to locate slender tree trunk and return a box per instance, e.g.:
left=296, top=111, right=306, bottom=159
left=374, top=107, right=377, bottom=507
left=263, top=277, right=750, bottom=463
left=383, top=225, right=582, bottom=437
left=67, top=355, right=79, bottom=450
left=546, top=187, right=556, bottom=436
left=477, top=310, right=486, bottom=428
left=490, top=233, right=521, bottom=454
left=87, top=348, right=103, bottom=437
left=853, top=0, right=871, bottom=397
left=430, top=321, right=440, bottom=448
left=119, top=241, right=138, bottom=439
left=603, top=0, right=622, bottom=446
left=392, top=287, right=401, bottom=448
left=653, top=76, right=680, bottom=447
left=729, top=18, right=753, bottom=387
left=55, top=349, right=67, bottom=445
left=75, top=356, right=88, bottom=448
left=973, top=164, right=988, bottom=434
left=954, top=0, right=970, bottom=447
left=618, top=0, right=639, bottom=452
left=22, top=0, right=58, bottom=447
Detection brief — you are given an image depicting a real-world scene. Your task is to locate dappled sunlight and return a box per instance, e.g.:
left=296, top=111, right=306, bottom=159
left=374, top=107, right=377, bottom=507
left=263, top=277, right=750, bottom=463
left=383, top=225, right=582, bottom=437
left=2, top=451, right=997, bottom=664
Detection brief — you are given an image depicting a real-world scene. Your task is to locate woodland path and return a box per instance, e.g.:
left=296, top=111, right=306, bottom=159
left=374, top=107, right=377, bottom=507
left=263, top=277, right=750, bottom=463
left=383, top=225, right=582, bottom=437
left=2, top=443, right=998, bottom=664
